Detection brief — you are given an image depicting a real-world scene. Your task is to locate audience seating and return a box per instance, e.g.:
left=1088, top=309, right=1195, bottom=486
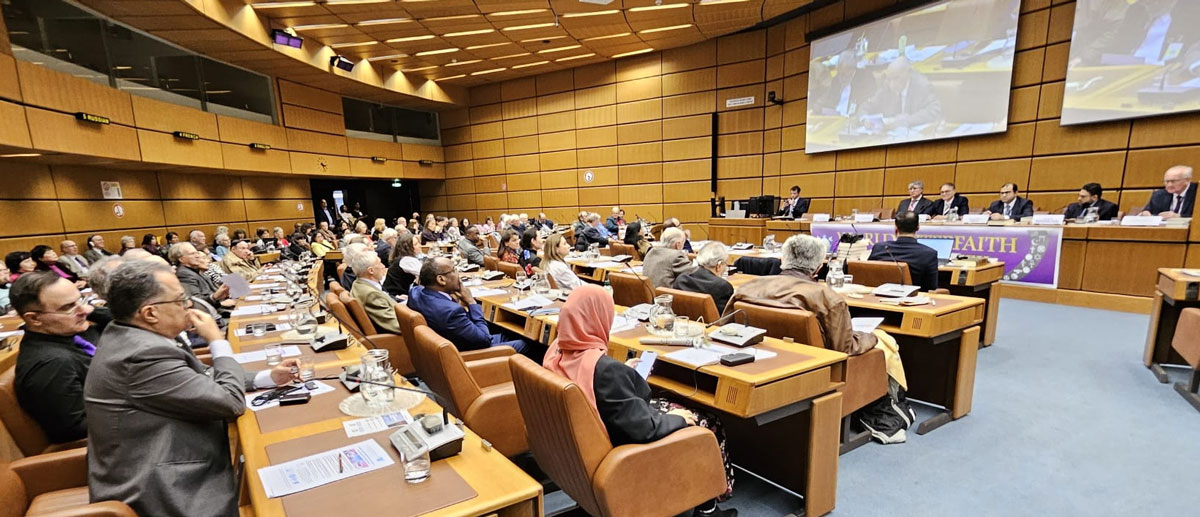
left=327, top=292, right=413, bottom=377
left=1170, top=308, right=1200, bottom=413
left=608, top=272, right=654, bottom=307
left=733, top=301, right=888, bottom=453
left=654, top=287, right=719, bottom=324
left=872, top=208, right=896, bottom=220
left=0, top=368, right=86, bottom=458
left=336, top=263, right=348, bottom=283
left=497, top=260, right=522, bottom=279
left=393, top=303, right=512, bottom=363
left=0, top=447, right=135, bottom=517
left=483, top=255, right=499, bottom=271
left=845, top=260, right=912, bottom=287
left=409, top=326, right=526, bottom=457
left=508, top=355, right=726, bottom=517
left=328, top=281, right=346, bottom=296
left=610, top=242, right=636, bottom=259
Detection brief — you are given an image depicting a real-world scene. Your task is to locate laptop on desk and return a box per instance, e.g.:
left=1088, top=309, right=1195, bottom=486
left=918, top=238, right=955, bottom=266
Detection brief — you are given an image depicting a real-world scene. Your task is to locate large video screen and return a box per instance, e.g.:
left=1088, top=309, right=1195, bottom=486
left=1062, top=0, right=1200, bottom=126
left=805, top=0, right=1020, bottom=154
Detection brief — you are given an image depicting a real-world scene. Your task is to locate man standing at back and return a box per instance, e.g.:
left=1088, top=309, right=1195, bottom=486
left=868, top=212, right=939, bottom=292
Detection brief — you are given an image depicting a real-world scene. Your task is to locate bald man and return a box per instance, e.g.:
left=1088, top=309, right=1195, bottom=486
left=1142, top=165, right=1197, bottom=218
left=57, top=240, right=91, bottom=279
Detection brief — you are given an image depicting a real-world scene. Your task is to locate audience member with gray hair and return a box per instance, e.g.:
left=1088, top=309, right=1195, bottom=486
left=672, top=241, right=734, bottom=314
left=87, top=260, right=299, bottom=516
left=574, top=211, right=609, bottom=251
left=643, top=227, right=697, bottom=289
left=346, top=242, right=402, bottom=334
left=87, top=255, right=125, bottom=300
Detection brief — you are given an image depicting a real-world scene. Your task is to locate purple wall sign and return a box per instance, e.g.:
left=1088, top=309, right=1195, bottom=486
left=809, top=223, right=1062, bottom=288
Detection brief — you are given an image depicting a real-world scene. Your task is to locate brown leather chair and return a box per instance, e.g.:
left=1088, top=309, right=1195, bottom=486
left=0, top=447, right=135, bottom=517
left=336, top=262, right=348, bottom=282
left=0, top=368, right=87, bottom=458
left=655, top=287, right=719, bottom=324
left=327, top=292, right=413, bottom=376
left=608, top=271, right=654, bottom=307
left=327, top=280, right=346, bottom=296
left=872, top=207, right=895, bottom=220
left=1170, top=308, right=1200, bottom=412
left=562, top=227, right=575, bottom=245
left=733, top=301, right=887, bottom=453
left=508, top=355, right=726, bottom=517
left=409, top=326, right=526, bottom=457
left=483, top=255, right=499, bottom=271
left=610, top=242, right=635, bottom=258
left=394, top=302, right=512, bottom=363
left=497, top=260, right=522, bottom=279
left=846, top=259, right=912, bottom=287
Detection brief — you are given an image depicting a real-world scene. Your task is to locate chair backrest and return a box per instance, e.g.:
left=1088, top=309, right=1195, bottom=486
left=0, top=367, right=49, bottom=457
left=336, top=262, right=347, bottom=282
left=410, top=326, right=481, bottom=417
left=610, top=242, right=635, bottom=258
left=872, top=207, right=895, bottom=220
left=497, top=260, right=522, bottom=279
left=655, top=287, right=719, bottom=324
left=563, top=227, right=575, bottom=244
left=338, top=291, right=379, bottom=335
left=394, top=302, right=428, bottom=344
left=483, top=254, right=499, bottom=271
left=508, top=355, right=612, bottom=517
left=608, top=271, right=654, bottom=307
left=486, top=233, right=500, bottom=251
left=649, top=223, right=665, bottom=240
left=845, top=259, right=912, bottom=286
left=328, top=280, right=346, bottom=296
left=734, top=301, right=825, bottom=348
left=324, top=292, right=362, bottom=335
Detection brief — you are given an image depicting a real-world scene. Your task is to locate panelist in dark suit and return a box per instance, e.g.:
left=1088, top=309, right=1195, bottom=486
left=858, top=57, right=943, bottom=130
left=1141, top=165, right=1196, bottom=218
left=1064, top=183, right=1120, bottom=221
left=930, top=182, right=970, bottom=218
left=986, top=183, right=1035, bottom=221
left=777, top=185, right=811, bottom=219
left=896, top=180, right=935, bottom=216
left=407, top=257, right=533, bottom=356
left=868, top=213, right=939, bottom=292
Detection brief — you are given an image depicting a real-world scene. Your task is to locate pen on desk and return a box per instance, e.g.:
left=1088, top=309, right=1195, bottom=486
left=338, top=454, right=343, bottom=473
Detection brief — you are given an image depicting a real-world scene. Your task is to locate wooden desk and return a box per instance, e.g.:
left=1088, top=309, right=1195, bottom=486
left=708, top=218, right=769, bottom=244
left=608, top=326, right=846, bottom=517
left=255, top=251, right=281, bottom=264
left=1143, top=268, right=1200, bottom=383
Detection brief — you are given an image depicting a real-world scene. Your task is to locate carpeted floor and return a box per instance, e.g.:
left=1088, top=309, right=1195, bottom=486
left=716, top=299, right=1200, bottom=516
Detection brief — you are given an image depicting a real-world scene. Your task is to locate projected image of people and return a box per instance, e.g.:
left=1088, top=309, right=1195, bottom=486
left=805, top=0, right=1020, bottom=154
left=1062, top=0, right=1200, bottom=125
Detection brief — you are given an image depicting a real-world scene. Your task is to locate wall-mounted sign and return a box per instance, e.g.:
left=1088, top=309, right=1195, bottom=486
left=100, top=181, right=123, bottom=200
left=418, top=159, right=434, bottom=166
left=371, top=156, right=387, bottom=163
left=75, top=112, right=111, bottom=124
left=584, top=170, right=594, bottom=184
left=248, top=143, right=271, bottom=151
left=112, top=203, right=124, bottom=218
left=725, top=96, right=755, bottom=108
left=172, top=131, right=200, bottom=140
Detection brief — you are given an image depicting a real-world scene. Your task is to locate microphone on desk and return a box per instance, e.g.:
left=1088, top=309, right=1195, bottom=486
left=706, top=309, right=746, bottom=328
left=621, top=259, right=657, bottom=305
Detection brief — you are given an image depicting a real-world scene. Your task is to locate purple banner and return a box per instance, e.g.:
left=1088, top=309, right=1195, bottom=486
left=808, top=223, right=1062, bottom=288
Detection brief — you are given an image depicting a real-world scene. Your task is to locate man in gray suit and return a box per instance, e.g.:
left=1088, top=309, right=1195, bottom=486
left=85, top=261, right=298, bottom=516
left=642, top=227, right=696, bottom=289
left=170, top=242, right=231, bottom=309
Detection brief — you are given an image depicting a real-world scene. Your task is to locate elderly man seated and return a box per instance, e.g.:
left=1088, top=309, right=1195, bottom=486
left=672, top=241, right=733, bottom=314
left=642, top=227, right=696, bottom=289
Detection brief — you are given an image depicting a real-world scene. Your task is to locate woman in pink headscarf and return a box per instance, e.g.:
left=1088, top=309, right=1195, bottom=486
left=544, top=285, right=735, bottom=516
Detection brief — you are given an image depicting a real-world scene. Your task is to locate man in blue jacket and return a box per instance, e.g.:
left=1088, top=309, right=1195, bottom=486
left=407, top=257, right=534, bottom=357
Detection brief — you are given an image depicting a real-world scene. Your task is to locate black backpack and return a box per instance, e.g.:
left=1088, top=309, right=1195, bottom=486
left=855, top=379, right=916, bottom=444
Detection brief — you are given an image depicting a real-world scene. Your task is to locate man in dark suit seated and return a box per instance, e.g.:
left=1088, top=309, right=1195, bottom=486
left=575, top=213, right=608, bottom=251
left=985, top=183, right=1035, bottom=221
left=777, top=185, right=811, bottom=219
left=858, top=57, right=943, bottom=131
left=407, top=257, right=534, bottom=356
left=672, top=242, right=734, bottom=314
left=1140, top=165, right=1196, bottom=219
left=868, top=213, right=939, bottom=292
left=1065, top=182, right=1120, bottom=221
left=930, top=182, right=969, bottom=219
left=896, top=180, right=935, bottom=216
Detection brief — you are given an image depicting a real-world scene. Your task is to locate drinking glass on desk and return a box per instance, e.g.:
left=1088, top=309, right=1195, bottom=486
left=401, top=448, right=431, bottom=484
left=293, top=301, right=318, bottom=342
left=297, top=355, right=315, bottom=382
left=264, top=343, right=283, bottom=367
left=842, top=274, right=854, bottom=287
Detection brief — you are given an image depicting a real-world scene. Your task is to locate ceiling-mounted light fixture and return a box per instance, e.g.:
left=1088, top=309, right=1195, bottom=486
left=577, top=0, right=616, bottom=5
left=391, top=178, right=402, bottom=187
left=329, top=55, right=355, bottom=71
left=271, top=29, right=303, bottom=48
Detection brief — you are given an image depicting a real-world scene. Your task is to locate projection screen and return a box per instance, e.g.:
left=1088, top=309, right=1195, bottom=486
left=1062, top=0, right=1200, bottom=126
left=805, top=0, right=1021, bottom=154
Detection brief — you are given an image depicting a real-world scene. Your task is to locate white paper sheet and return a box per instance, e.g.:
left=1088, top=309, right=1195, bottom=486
left=231, top=304, right=277, bottom=317
left=250, top=282, right=280, bottom=290
left=222, top=273, right=251, bottom=299
left=470, top=287, right=509, bottom=298
left=503, top=294, right=553, bottom=310
left=245, top=380, right=335, bottom=411
left=234, top=323, right=293, bottom=337
left=851, top=317, right=884, bottom=333
left=664, top=347, right=723, bottom=367
left=610, top=315, right=638, bottom=334
left=342, top=411, right=413, bottom=438
left=232, top=345, right=301, bottom=364
left=258, top=439, right=395, bottom=498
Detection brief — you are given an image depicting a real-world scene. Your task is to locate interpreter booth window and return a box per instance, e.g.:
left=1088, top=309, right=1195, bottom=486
left=343, top=97, right=440, bottom=145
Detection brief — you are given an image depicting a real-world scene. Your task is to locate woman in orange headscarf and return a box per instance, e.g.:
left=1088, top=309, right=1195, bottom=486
left=544, top=285, right=734, bottom=515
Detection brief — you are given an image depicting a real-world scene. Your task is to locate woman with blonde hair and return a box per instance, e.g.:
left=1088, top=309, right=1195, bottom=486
left=371, top=218, right=386, bottom=240
left=543, top=233, right=583, bottom=292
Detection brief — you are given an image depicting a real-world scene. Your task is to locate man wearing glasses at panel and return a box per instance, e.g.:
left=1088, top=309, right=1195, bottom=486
left=1141, top=165, right=1196, bottom=219
left=930, top=182, right=970, bottom=219
left=86, top=261, right=298, bottom=516
left=985, top=183, right=1034, bottom=221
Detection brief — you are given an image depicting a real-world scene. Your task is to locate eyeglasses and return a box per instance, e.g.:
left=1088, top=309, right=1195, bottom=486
left=1165, top=178, right=1189, bottom=184
left=146, top=294, right=192, bottom=308
left=940, top=190, right=954, bottom=194
left=436, top=268, right=457, bottom=277
left=31, top=297, right=87, bottom=316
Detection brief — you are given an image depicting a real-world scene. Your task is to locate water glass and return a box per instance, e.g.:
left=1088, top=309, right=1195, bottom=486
left=843, top=274, right=854, bottom=287
left=674, top=316, right=691, bottom=338
left=401, top=448, right=431, bottom=483
left=297, top=356, right=315, bottom=382
left=360, top=349, right=393, bottom=409
left=252, top=324, right=266, bottom=338
left=264, top=343, right=282, bottom=366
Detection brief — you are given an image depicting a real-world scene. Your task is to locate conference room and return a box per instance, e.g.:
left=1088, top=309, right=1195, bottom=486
left=1, top=0, right=1199, bottom=516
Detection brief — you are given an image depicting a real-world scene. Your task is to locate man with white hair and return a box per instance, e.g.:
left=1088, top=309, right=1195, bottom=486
left=572, top=211, right=589, bottom=234
left=605, top=206, right=624, bottom=234
left=376, top=228, right=398, bottom=264
left=896, top=180, right=934, bottom=216
left=1141, top=165, right=1197, bottom=218
left=346, top=242, right=401, bottom=334
left=574, top=212, right=607, bottom=251
left=643, top=227, right=696, bottom=289
left=672, top=241, right=734, bottom=313
left=188, top=229, right=206, bottom=249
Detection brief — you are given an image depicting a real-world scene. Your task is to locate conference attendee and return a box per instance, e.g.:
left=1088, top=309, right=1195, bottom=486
left=370, top=218, right=387, bottom=241
left=457, top=226, right=489, bottom=267
left=896, top=181, right=935, bottom=216
left=572, top=211, right=589, bottom=234
left=0, top=263, right=11, bottom=314
left=498, top=229, right=522, bottom=267
left=310, top=232, right=333, bottom=258
left=661, top=218, right=694, bottom=253
left=285, top=233, right=309, bottom=260
left=117, top=235, right=136, bottom=255
left=605, top=206, right=624, bottom=234
left=231, top=228, right=249, bottom=242
left=574, top=213, right=608, bottom=251
left=673, top=242, right=734, bottom=314
left=1065, top=183, right=1120, bottom=221
left=643, top=228, right=697, bottom=289
left=1141, top=165, right=1197, bottom=218
left=479, top=216, right=496, bottom=235
left=459, top=218, right=472, bottom=236
left=519, top=228, right=543, bottom=272
left=213, top=233, right=232, bottom=259
left=141, top=234, right=163, bottom=257
left=273, top=227, right=289, bottom=249
left=407, top=257, right=532, bottom=354
left=778, top=185, right=811, bottom=219
left=163, top=232, right=180, bottom=249
left=375, top=228, right=397, bottom=265
left=220, top=239, right=260, bottom=282
left=188, top=229, right=207, bottom=250
left=57, top=240, right=91, bottom=279
left=7, top=251, right=35, bottom=283
left=383, top=230, right=421, bottom=298
left=354, top=220, right=370, bottom=240
left=985, top=183, right=1035, bottom=221
left=346, top=243, right=401, bottom=334
left=543, top=285, right=734, bottom=513
left=11, top=272, right=97, bottom=444
left=858, top=56, right=943, bottom=130
left=534, top=212, right=555, bottom=231
left=544, top=234, right=584, bottom=292
left=512, top=213, right=529, bottom=235
left=339, top=204, right=356, bottom=226
left=593, top=212, right=613, bottom=240
left=316, top=198, right=338, bottom=227
left=85, top=261, right=299, bottom=517
left=83, top=234, right=113, bottom=264
left=420, top=219, right=444, bottom=244
left=31, top=245, right=85, bottom=286
left=868, top=213, right=939, bottom=292
left=444, top=218, right=462, bottom=242
left=623, top=221, right=652, bottom=258
left=171, top=243, right=231, bottom=308
left=930, top=182, right=969, bottom=218
left=820, top=49, right=877, bottom=117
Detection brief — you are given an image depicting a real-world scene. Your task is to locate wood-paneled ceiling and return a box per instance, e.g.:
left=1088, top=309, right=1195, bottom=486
left=247, top=0, right=806, bottom=86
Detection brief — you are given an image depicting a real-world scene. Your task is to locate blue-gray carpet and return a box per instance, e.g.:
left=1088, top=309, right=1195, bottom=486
left=720, top=299, right=1200, bottom=516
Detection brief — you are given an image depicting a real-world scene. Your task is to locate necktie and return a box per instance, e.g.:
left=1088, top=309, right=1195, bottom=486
left=1004, top=203, right=1013, bottom=217
left=1173, top=194, right=1183, bottom=213
left=944, top=202, right=952, bottom=216
left=910, top=200, right=918, bottom=212
left=74, top=256, right=88, bottom=271
left=73, top=335, right=96, bottom=356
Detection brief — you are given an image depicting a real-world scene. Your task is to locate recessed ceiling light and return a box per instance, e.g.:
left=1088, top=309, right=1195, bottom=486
left=502, top=23, right=556, bottom=31
left=492, top=52, right=532, bottom=60
left=471, top=67, right=506, bottom=76
left=639, top=24, right=693, bottom=34
left=488, top=9, right=548, bottom=17
left=330, top=41, right=377, bottom=48
left=521, top=35, right=566, bottom=43
left=466, top=42, right=511, bottom=50
left=386, top=35, right=435, bottom=43
left=425, top=14, right=482, bottom=22
left=538, top=45, right=581, bottom=54
left=443, top=29, right=494, bottom=37
left=512, top=61, right=549, bottom=69
left=612, top=48, right=654, bottom=58
left=325, top=0, right=390, bottom=5
left=555, top=53, right=595, bottom=62
left=251, top=2, right=316, bottom=9
left=435, top=74, right=466, bottom=81
left=356, top=18, right=411, bottom=26
left=581, top=32, right=631, bottom=42
left=292, top=23, right=349, bottom=31
left=0, top=153, right=41, bottom=158
left=402, top=65, right=438, bottom=72
left=414, top=48, right=459, bottom=56
left=367, top=53, right=408, bottom=61
left=629, top=3, right=689, bottom=12
left=561, top=10, right=620, bottom=18
left=444, top=59, right=482, bottom=67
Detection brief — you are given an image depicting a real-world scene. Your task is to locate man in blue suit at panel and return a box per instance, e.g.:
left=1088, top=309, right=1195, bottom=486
left=407, top=256, right=536, bottom=357
left=868, top=212, right=939, bottom=292
left=1141, top=165, right=1196, bottom=219
left=986, top=183, right=1035, bottom=221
